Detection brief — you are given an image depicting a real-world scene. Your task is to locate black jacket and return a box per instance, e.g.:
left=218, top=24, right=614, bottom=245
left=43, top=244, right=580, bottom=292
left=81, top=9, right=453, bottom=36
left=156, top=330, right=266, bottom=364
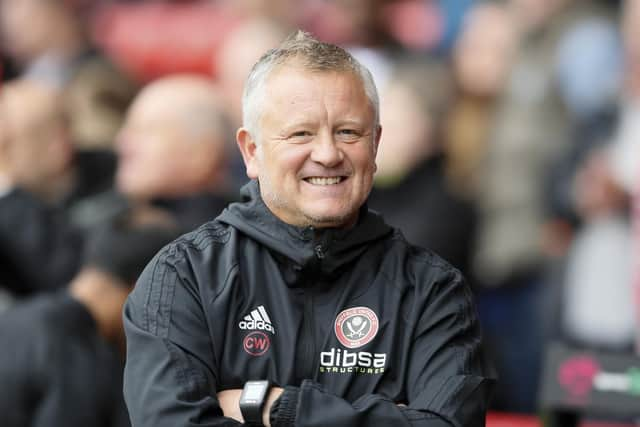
left=123, top=181, right=495, bottom=427
left=0, top=292, right=129, bottom=427
left=0, top=150, right=117, bottom=294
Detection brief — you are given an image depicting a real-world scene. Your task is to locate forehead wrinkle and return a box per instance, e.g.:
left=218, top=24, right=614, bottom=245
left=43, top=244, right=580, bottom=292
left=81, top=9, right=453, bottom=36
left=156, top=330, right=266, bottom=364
left=262, top=67, right=373, bottom=134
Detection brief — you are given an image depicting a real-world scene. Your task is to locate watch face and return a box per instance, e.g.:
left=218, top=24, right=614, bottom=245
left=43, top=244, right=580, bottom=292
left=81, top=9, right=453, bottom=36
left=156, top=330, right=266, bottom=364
left=243, top=383, right=267, bottom=402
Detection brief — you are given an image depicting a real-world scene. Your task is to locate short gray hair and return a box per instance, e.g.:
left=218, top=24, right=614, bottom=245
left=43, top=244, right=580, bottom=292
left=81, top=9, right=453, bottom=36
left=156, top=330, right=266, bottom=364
left=241, top=30, right=380, bottom=142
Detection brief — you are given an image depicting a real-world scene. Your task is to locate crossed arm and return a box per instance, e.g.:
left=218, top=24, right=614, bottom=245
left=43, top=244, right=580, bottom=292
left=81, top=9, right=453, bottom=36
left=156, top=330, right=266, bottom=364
left=122, top=256, right=494, bottom=427
left=215, top=387, right=409, bottom=425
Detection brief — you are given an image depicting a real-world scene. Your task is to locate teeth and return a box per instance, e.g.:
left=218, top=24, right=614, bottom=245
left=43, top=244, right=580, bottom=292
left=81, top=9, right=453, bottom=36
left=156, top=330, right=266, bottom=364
left=306, top=176, right=342, bottom=185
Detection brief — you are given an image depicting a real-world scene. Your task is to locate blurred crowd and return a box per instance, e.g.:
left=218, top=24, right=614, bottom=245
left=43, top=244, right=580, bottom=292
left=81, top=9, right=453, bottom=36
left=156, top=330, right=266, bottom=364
left=0, top=0, right=638, bottom=423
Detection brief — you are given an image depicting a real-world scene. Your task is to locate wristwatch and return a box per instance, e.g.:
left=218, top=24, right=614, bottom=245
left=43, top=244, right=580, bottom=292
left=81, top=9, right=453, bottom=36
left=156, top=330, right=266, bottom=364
left=239, top=380, right=271, bottom=426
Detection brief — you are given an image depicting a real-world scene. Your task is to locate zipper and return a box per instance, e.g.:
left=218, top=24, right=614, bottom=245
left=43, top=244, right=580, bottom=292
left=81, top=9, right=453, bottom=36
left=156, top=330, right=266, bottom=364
left=296, top=240, right=325, bottom=382
left=302, top=292, right=316, bottom=380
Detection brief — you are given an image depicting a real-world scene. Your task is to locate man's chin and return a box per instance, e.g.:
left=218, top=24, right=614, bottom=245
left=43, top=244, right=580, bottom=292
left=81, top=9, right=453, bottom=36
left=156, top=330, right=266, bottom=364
left=303, top=209, right=358, bottom=229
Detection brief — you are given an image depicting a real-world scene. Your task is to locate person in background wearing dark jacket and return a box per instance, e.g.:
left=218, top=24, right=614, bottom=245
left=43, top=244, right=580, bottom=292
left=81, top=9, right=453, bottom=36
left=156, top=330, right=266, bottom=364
left=123, top=31, right=495, bottom=427
left=368, top=59, right=476, bottom=278
left=0, top=214, right=178, bottom=427
left=0, top=78, right=117, bottom=296
left=114, top=75, right=235, bottom=232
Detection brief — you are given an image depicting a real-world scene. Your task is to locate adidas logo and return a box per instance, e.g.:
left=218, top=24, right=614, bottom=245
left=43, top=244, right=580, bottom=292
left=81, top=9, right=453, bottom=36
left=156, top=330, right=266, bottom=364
left=239, top=305, right=275, bottom=334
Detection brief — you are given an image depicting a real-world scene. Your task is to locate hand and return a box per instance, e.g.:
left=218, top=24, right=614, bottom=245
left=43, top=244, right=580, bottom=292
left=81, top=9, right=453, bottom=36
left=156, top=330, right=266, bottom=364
left=573, top=149, right=628, bottom=220
left=217, top=389, right=243, bottom=423
left=217, top=387, right=284, bottom=426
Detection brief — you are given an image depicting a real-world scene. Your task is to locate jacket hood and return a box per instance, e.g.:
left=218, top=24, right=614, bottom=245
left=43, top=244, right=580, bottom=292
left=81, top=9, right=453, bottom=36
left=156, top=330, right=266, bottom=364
left=218, top=180, right=393, bottom=279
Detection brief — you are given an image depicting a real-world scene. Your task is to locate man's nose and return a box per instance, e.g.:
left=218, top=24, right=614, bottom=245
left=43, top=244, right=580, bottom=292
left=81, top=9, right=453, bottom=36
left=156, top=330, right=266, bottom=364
left=310, top=131, right=343, bottom=167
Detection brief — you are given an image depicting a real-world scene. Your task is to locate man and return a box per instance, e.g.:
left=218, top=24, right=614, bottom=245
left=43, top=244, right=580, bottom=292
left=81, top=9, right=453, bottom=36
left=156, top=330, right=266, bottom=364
left=0, top=78, right=116, bottom=294
left=0, top=215, right=178, bottom=427
left=115, top=75, right=234, bottom=231
left=123, top=32, right=494, bottom=427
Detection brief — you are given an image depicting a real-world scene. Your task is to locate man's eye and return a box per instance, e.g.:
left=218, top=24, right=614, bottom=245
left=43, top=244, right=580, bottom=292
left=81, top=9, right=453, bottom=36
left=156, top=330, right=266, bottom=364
left=337, top=129, right=360, bottom=140
left=290, top=131, right=312, bottom=138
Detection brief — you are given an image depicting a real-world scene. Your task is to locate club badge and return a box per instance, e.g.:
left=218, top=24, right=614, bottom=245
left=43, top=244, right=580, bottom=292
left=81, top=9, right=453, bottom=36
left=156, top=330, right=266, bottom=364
left=334, top=306, right=379, bottom=349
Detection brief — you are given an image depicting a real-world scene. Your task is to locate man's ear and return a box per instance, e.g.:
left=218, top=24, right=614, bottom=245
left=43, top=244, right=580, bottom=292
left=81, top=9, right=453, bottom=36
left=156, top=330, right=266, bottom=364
left=374, top=125, right=382, bottom=155
left=236, top=128, right=260, bottom=179
left=373, top=125, right=382, bottom=173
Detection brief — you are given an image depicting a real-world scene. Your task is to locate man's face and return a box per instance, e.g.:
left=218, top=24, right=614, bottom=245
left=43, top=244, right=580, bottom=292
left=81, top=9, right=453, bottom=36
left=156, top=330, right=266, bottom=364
left=115, top=101, right=186, bottom=200
left=0, top=84, right=70, bottom=193
left=116, top=94, right=223, bottom=200
left=0, top=0, right=58, bottom=63
left=238, top=65, right=380, bottom=228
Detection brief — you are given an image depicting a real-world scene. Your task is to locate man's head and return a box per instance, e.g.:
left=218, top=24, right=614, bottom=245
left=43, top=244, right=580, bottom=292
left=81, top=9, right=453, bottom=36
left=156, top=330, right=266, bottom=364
left=453, top=2, right=516, bottom=98
left=215, top=17, right=288, bottom=128
left=0, top=0, right=85, bottom=65
left=115, top=75, right=230, bottom=200
left=236, top=31, right=381, bottom=228
left=376, top=60, right=453, bottom=182
left=0, top=78, right=74, bottom=200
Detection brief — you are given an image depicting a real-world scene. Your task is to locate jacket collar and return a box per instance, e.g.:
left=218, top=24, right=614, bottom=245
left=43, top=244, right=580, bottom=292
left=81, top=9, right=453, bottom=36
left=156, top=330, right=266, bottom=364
left=218, top=180, right=393, bottom=283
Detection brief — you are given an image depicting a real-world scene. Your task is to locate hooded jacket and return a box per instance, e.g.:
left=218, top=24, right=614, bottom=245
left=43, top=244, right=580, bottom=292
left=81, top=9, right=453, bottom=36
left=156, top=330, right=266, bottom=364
left=123, top=181, right=495, bottom=427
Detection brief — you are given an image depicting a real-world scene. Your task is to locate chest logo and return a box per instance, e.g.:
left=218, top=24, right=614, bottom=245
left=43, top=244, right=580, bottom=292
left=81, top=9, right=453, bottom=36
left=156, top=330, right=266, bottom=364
left=239, top=305, right=275, bottom=335
left=334, top=306, right=379, bottom=349
left=243, top=331, right=270, bottom=356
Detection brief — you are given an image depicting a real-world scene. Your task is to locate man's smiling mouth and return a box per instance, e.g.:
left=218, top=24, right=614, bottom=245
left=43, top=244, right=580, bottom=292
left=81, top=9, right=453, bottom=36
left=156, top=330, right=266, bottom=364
left=304, top=176, right=345, bottom=185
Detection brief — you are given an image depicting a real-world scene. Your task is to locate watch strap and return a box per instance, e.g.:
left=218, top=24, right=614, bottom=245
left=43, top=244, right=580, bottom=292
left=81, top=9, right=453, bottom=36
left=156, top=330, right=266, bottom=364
left=240, top=380, right=271, bottom=426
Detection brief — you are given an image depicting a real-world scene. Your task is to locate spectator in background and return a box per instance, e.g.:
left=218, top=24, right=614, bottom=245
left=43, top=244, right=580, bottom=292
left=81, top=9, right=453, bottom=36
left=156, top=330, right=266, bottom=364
left=0, top=214, right=178, bottom=427
left=542, top=11, right=633, bottom=354
left=64, top=55, right=138, bottom=150
left=214, top=17, right=288, bottom=190
left=368, top=59, right=476, bottom=277
left=623, top=0, right=640, bottom=357
left=1, top=0, right=108, bottom=85
left=0, top=0, right=137, bottom=149
left=115, top=75, right=235, bottom=232
left=215, top=17, right=288, bottom=132
left=445, top=1, right=517, bottom=199
left=610, top=0, right=640, bottom=202
left=0, top=78, right=118, bottom=295
left=469, top=0, right=618, bottom=413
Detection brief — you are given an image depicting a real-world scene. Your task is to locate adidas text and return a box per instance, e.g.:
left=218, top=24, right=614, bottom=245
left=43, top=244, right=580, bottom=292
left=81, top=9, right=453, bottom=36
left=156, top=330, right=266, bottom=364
left=239, top=319, right=275, bottom=334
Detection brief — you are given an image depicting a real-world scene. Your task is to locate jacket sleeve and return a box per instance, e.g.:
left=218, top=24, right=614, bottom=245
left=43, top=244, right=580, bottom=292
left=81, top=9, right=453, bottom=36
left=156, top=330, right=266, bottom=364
left=122, top=245, right=240, bottom=427
left=0, top=189, right=82, bottom=294
left=271, top=268, right=496, bottom=427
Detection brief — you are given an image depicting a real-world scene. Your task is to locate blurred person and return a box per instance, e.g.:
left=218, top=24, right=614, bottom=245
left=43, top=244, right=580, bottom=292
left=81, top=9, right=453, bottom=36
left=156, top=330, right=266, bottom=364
left=0, top=78, right=118, bottom=295
left=0, top=0, right=137, bottom=148
left=547, top=16, right=622, bottom=235
left=368, top=59, right=476, bottom=277
left=115, top=74, right=235, bottom=232
left=588, top=0, right=640, bottom=358
left=214, top=17, right=289, bottom=190
left=303, top=0, right=389, bottom=48
left=304, top=0, right=395, bottom=92
left=626, top=0, right=640, bottom=357
left=123, top=31, right=495, bottom=427
left=560, top=149, right=634, bottom=352
left=609, top=0, right=640, bottom=203
left=0, top=213, right=178, bottom=427
left=215, top=17, right=288, bottom=131
left=541, top=14, right=633, bottom=355
left=64, top=55, right=138, bottom=150
left=469, top=0, right=616, bottom=413
left=445, top=1, right=517, bottom=198
left=2, top=0, right=104, bottom=84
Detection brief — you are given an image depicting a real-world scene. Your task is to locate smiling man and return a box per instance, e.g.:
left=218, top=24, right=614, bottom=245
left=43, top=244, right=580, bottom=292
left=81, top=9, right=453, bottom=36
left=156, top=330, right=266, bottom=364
left=123, top=31, right=495, bottom=427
